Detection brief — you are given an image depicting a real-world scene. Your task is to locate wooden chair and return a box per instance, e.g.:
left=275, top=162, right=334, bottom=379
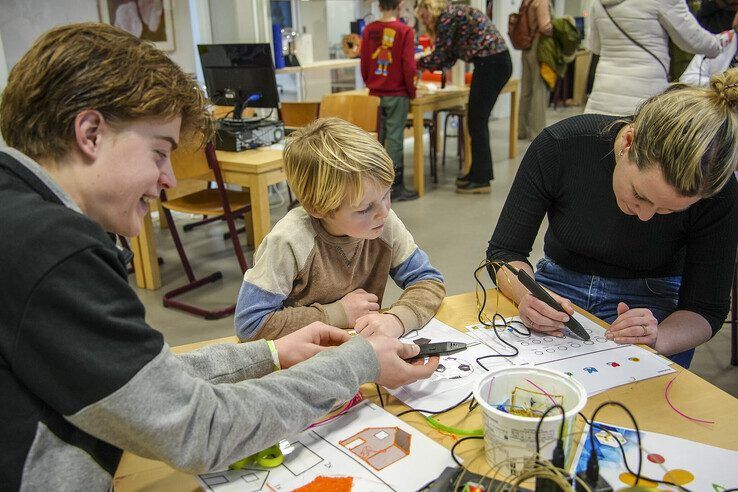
left=278, top=102, right=322, bottom=209
left=319, top=93, right=381, bottom=134
left=159, top=142, right=251, bottom=319
left=440, top=107, right=466, bottom=172
left=280, top=101, right=320, bottom=128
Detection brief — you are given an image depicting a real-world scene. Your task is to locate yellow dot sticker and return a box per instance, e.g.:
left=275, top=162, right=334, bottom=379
left=619, top=472, right=658, bottom=487
left=663, top=469, right=695, bottom=485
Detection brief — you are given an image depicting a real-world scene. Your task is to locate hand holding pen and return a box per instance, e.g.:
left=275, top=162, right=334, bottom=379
left=518, top=288, right=575, bottom=338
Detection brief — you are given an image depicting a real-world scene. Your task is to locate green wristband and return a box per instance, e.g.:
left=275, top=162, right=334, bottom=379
left=266, top=340, right=281, bottom=370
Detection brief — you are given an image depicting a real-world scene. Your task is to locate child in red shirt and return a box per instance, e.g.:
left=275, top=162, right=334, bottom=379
left=360, top=0, right=418, bottom=201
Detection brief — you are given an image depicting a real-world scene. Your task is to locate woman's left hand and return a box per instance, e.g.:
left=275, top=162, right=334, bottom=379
left=606, top=302, right=658, bottom=347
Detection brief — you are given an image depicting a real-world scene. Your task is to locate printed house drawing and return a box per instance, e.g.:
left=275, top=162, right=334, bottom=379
left=339, top=427, right=411, bottom=471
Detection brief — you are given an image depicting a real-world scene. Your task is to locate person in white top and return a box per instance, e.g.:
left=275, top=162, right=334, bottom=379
left=681, top=12, right=738, bottom=87
left=586, top=0, right=725, bottom=116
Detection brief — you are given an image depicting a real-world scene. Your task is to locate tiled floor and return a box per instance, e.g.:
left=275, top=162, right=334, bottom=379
left=133, top=105, right=738, bottom=397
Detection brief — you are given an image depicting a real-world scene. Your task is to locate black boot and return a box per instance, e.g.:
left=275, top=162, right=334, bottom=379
left=456, top=180, right=491, bottom=194
left=391, top=168, right=419, bottom=201
left=391, top=184, right=419, bottom=201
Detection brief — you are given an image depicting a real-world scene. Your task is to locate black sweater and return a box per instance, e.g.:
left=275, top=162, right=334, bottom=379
left=487, top=114, right=738, bottom=335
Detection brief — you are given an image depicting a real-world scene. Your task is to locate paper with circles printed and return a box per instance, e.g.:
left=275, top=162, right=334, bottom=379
left=465, top=313, right=674, bottom=395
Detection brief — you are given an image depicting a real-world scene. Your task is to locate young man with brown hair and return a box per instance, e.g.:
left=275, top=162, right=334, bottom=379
left=0, top=23, right=438, bottom=490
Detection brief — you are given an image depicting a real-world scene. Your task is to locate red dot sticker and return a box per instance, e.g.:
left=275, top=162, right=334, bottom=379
left=647, top=453, right=665, bottom=464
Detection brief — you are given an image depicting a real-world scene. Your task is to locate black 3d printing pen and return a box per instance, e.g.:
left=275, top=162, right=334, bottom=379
left=504, top=263, right=591, bottom=341
left=407, top=341, right=479, bottom=360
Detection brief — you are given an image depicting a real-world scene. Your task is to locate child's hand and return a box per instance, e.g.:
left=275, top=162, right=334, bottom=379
left=354, top=313, right=404, bottom=338
left=340, top=289, right=380, bottom=326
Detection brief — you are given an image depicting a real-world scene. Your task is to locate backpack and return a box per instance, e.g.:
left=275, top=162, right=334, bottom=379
left=508, top=0, right=534, bottom=50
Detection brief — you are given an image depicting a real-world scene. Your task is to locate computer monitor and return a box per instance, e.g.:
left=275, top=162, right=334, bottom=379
left=197, top=43, right=280, bottom=119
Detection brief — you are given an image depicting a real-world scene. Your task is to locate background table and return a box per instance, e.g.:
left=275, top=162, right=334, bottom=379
left=113, top=290, right=738, bottom=490
left=129, top=147, right=285, bottom=290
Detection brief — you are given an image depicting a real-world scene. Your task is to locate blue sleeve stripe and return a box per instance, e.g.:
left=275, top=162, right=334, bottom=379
left=389, top=248, right=444, bottom=289
left=234, top=282, right=287, bottom=340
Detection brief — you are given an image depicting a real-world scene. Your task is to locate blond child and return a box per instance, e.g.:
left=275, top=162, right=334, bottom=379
left=235, top=118, right=445, bottom=340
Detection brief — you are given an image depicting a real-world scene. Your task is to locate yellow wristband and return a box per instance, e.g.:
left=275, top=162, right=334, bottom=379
left=266, top=340, right=281, bottom=370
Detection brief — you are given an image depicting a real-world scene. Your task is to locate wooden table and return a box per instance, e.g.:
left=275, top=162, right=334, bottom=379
left=412, top=78, right=519, bottom=197
left=113, top=290, right=738, bottom=490
left=129, top=147, right=285, bottom=290
left=410, top=86, right=471, bottom=197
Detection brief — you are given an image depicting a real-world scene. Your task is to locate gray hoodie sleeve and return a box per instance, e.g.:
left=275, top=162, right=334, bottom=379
left=176, top=340, right=275, bottom=384
left=66, top=337, right=379, bottom=474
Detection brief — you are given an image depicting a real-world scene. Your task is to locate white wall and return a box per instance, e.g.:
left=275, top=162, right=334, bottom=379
left=208, top=0, right=270, bottom=43
left=169, top=0, right=196, bottom=74
left=0, top=26, right=7, bottom=92
left=491, top=0, right=523, bottom=119
left=0, top=0, right=197, bottom=76
left=0, top=0, right=98, bottom=70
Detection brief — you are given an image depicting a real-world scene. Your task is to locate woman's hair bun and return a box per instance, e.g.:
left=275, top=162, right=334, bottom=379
left=710, top=67, right=738, bottom=107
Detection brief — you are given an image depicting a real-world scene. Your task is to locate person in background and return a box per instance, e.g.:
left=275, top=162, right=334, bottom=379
left=681, top=25, right=737, bottom=86
left=488, top=69, right=738, bottom=369
left=0, top=23, right=439, bottom=490
left=361, top=0, right=419, bottom=202
left=696, top=0, right=738, bottom=33
left=586, top=0, right=724, bottom=116
left=518, top=0, right=553, bottom=141
left=415, top=0, right=512, bottom=194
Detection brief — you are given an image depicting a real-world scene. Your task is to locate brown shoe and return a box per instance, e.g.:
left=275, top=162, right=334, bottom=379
left=456, top=181, right=491, bottom=194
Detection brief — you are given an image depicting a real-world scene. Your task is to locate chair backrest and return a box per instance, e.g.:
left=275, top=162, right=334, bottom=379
left=169, top=141, right=214, bottom=181
left=280, top=101, right=320, bottom=127
left=319, top=93, right=380, bottom=132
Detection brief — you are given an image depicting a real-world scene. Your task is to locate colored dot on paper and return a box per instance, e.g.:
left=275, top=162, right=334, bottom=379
left=663, top=469, right=695, bottom=485
left=647, top=453, right=665, bottom=464
left=619, top=472, right=657, bottom=487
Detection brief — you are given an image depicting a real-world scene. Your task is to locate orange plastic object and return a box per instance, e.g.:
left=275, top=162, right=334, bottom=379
left=293, top=476, right=353, bottom=492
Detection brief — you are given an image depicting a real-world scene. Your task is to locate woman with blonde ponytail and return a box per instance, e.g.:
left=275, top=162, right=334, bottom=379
left=487, top=69, right=738, bottom=368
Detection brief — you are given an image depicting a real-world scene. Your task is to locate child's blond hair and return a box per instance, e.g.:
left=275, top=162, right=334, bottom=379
left=283, top=118, right=395, bottom=215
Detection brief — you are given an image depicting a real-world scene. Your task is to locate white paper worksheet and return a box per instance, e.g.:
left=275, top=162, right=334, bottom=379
left=197, top=401, right=456, bottom=492
left=465, top=313, right=675, bottom=395
left=385, top=318, right=511, bottom=412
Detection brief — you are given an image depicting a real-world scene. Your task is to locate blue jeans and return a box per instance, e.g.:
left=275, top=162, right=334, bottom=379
left=534, top=257, right=694, bottom=368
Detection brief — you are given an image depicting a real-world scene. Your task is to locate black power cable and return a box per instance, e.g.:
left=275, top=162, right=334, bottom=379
left=450, top=435, right=484, bottom=467
left=396, top=392, right=474, bottom=418
left=472, top=263, right=532, bottom=371
left=584, top=402, right=693, bottom=491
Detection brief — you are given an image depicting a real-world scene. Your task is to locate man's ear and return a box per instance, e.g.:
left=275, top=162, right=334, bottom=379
left=73, top=110, right=106, bottom=160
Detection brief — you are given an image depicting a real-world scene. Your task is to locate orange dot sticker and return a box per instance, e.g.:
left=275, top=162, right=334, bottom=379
left=647, top=453, right=665, bottom=464
left=663, top=469, right=695, bottom=485
left=619, top=472, right=657, bottom=487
